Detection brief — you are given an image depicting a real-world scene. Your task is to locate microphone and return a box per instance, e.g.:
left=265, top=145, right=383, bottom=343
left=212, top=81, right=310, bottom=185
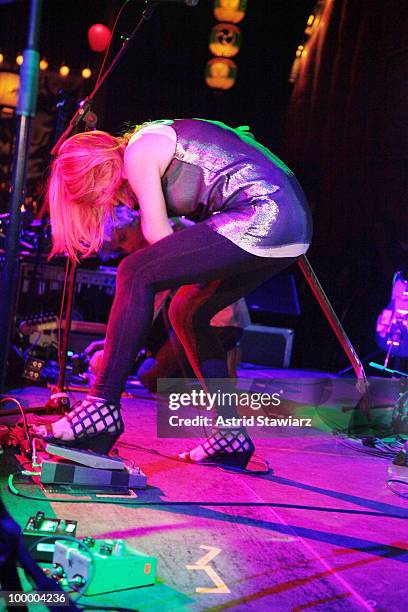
left=147, top=0, right=199, bottom=6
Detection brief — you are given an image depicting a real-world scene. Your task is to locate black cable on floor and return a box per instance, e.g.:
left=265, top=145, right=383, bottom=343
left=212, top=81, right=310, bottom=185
left=7, top=471, right=408, bottom=518
left=386, top=479, right=408, bottom=499
left=117, top=440, right=271, bottom=475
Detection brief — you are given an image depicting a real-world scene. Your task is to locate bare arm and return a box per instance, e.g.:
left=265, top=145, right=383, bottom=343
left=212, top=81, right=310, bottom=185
left=123, top=130, right=176, bottom=244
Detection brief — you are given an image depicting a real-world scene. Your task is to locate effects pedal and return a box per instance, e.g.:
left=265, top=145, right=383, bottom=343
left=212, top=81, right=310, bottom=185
left=45, top=444, right=126, bottom=469
left=22, top=511, right=77, bottom=562
left=53, top=538, right=156, bottom=595
left=40, top=444, right=147, bottom=490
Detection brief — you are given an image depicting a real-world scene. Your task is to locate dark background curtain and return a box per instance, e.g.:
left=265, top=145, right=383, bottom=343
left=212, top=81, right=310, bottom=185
left=284, top=0, right=408, bottom=370
left=0, top=0, right=406, bottom=371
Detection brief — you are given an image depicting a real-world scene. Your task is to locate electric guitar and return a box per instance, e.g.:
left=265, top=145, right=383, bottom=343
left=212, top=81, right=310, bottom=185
left=376, top=271, right=408, bottom=358
left=19, top=314, right=107, bottom=337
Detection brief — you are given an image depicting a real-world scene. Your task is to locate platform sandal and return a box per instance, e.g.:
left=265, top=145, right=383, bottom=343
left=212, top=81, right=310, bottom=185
left=179, top=427, right=255, bottom=469
left=32, top=397, right=124, bottom=455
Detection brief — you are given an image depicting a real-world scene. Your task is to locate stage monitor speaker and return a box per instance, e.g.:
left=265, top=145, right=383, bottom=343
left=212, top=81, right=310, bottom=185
left=239, top=324, right=294, bottom=368
left=245, top=271, right=300, bottom=316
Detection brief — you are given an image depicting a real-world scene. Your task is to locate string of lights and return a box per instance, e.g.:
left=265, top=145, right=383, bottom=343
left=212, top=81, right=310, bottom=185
left=205, top=0, right=248, bottom=91
left=0, top=52, right=92, bottom=80
left=0, top=19, right=114, bottom=114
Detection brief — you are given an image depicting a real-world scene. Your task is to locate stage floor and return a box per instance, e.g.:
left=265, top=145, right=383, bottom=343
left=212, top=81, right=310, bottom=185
left=1, top=367, right=408, bottom=612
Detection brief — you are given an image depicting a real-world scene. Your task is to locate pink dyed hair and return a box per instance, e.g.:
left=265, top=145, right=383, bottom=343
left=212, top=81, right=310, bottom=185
left=47, top=130, right=134, bottom=262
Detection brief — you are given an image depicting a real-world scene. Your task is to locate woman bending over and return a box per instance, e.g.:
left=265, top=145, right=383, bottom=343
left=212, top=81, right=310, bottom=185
left=34, top=119, right=312, bottom=468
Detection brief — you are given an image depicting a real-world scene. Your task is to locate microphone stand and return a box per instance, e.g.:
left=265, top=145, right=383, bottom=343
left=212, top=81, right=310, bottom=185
left=47, top=1, right=158, bottom=413
left=1, top=0, right=159, bottom=417
left=51, top=1, right=158, bottom=155
left=0, top=0, right=43, bottom=395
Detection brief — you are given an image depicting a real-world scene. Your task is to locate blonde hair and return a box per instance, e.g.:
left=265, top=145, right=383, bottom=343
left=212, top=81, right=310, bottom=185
left=47, top=130, right=136, bottom=262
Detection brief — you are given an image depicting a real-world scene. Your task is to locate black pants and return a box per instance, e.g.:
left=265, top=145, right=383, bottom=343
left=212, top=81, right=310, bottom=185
left=91, top=223, right=296, bottom=405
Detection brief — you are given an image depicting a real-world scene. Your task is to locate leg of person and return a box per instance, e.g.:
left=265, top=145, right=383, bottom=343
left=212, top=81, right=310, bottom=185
left=32, top=223, right=293, bottom=450
left=168, top=259, right=296, bottom=466
left=220, top=328, right=243, bottom=378
left=169, top=258, right=294, bottom=387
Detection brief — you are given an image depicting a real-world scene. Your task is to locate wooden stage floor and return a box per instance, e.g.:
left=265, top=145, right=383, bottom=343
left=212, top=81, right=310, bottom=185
left=1, top=367, right=408, bottom=612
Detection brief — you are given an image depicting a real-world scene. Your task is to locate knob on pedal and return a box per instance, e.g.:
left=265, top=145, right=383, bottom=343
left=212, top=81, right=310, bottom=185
left=83, top=537, right=95, bottom=548
left=33, top=511, right=45, bottom=529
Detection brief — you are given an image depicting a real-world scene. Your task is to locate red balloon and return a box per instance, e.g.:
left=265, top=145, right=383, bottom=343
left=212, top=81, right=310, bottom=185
left=88, top=23, right=111, bottom=53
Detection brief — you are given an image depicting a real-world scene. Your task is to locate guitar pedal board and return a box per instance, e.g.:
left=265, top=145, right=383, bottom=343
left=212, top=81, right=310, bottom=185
left=22, top=511, right=77, bottom=562
left=52, top=538, right=156, bottom=595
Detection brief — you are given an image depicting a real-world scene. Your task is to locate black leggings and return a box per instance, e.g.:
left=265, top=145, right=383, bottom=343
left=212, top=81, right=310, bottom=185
left=91, top=223, right=296, bottom=404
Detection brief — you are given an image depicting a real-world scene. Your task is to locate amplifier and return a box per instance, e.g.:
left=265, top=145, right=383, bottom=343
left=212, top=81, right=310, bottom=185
left=20, top=262, right=117, bottom=292
left=17, top=263, right=118, bottom=323
left=240, top=324, right=294, bottom=368
left=245, top=271, right=300, bottom=316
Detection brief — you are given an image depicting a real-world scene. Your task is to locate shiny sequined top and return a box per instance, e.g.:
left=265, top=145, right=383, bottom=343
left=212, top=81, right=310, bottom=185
left=156, top=119, right=312, bottom=257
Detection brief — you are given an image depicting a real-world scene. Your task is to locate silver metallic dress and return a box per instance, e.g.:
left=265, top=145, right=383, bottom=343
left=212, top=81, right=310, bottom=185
left=159, top=119, right=312, bottom=257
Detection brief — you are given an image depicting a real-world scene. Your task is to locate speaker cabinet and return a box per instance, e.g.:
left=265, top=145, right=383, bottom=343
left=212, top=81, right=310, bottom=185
left=240, top=324, right=294, bottom=368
